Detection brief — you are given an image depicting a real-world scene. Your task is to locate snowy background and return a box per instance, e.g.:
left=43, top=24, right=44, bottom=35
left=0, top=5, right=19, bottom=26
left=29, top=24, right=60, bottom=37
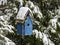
left=0, top=0, right=60, bottom=45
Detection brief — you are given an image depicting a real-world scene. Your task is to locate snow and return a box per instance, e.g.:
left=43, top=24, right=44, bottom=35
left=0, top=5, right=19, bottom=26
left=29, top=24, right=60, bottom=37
left=48, top=10, right=54, bottom=15
left=47, top=25, right=56, bottom=33
left=33, top=5, right=38, bottom=13
left=0, top=16, right=4, bottom=21
left=0, top=0, right=17, bottom=45
left=55, top=7, right=60, bottom=15
left=48, top=39, right=55, bottom=45
left=3, top=0, right=7, bottom=5
left=0, top=0, right=59, bottom=45
left=33, top=29, right=55, bottom=45
left=26, top=1, right=43, bottom=19
left=0, top=15, right=15, bottom=44
left=38, top=31, right=43, bottom=39
left=0, top=27, right=13, bottom=33
left=0, top=10, right=14, bottom=34
left=37, top=11, right=43, bottom=19
left=0, top=11, right=2, bottom=14
left=17, top=0, right=23, bottom=6
left=50, top=18, right=57, bottom=29
left=54, top=15, right=60, bottom=18
left=33, top=5, right=43, bottom=18
left=0, top=34, right=15, bottom=45
left=26, top=1, right=34, bottom=8
left=3, top=25, right=14, bottom=32
left=33, top=29, right=39, bottom=38
left=5, top=37, right=15, bottom=45
left=58, top=34, right=60, bottom=38
left=58, top=22, right=60, bottom=27
left=16, top=7, right=31, bottom=20
left=4, top=9, right=11, bottom=13
left=33, top=29, right=43, bottom=38
left=0, top=21, right=5, bottom=26
left=19, top=0, right=23, bottom=5
left=0, top=0, right=7, bottom=5
left=34, top=21, right=40, bottom=25
left=51, top=28, right=56, bottom=33
left=13, top=7, right=18, bottom=13
left=42, top=33, right=49, bottom=45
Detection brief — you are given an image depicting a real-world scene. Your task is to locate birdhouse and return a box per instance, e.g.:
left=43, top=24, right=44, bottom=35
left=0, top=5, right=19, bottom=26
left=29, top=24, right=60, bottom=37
left=16, top=7, right=33, bottom=35
left=25, top=16, right=32, bottom=35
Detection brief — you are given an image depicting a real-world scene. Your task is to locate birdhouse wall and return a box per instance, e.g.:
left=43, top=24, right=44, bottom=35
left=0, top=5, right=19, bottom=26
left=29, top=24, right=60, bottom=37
left=16, top=23, right=25, bottom=35
left=25, top=16, right=32, bottom=35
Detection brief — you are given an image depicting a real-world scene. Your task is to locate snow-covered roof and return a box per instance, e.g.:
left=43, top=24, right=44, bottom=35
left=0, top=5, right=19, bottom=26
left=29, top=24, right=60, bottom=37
left=16, top=7, right=31, bottom=20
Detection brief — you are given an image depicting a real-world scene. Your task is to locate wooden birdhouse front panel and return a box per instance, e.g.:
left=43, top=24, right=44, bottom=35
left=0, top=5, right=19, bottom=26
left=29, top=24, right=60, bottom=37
left=16, top=23, right=25, bottom=35
left=25, top=16, right=32, bottom=35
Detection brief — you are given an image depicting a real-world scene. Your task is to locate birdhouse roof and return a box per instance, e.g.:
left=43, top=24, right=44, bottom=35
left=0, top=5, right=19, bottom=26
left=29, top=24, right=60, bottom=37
left=16, top=7, right=31, bottom=20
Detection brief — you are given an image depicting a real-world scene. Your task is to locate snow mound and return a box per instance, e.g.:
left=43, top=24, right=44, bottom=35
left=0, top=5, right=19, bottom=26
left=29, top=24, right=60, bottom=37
left=0, top=34, right=15, bottom=45
left=49, top=18, right=57, bottom=29
left=25, top=1, right=43, bottom=19
left=0, top=0, right=7, bottom=5
left=33, top=29, right=55, bottom=45
left=26, top=1, right=34, bottom=8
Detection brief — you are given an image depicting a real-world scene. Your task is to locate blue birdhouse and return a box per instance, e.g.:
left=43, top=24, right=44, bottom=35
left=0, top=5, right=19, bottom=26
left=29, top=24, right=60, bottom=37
left=16, top=7, right=33, bottom=35
left=25, top=16, right=32, bottom=35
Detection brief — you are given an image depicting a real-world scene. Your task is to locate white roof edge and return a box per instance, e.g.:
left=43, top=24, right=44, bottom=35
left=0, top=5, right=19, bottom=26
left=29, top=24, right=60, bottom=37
left=16, top=7, right=32, bottom=20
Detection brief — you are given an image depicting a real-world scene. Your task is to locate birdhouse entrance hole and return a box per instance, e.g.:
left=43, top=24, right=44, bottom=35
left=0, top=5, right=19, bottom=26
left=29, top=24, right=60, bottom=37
left=27, top=24, right=30, bottom=26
